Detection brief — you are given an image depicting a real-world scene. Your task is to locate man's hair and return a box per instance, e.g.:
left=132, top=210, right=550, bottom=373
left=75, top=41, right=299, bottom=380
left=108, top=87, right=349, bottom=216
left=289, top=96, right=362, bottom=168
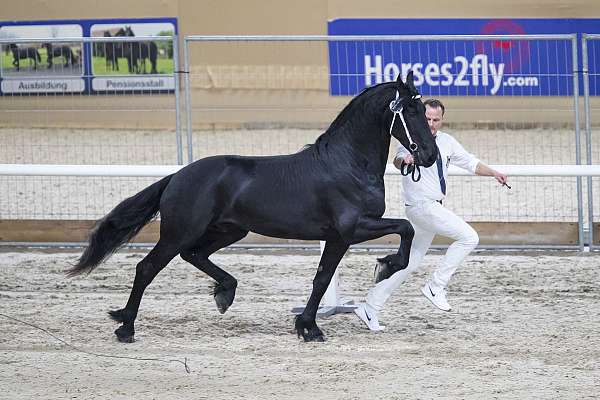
left=424, top=99, right=445, bottom=116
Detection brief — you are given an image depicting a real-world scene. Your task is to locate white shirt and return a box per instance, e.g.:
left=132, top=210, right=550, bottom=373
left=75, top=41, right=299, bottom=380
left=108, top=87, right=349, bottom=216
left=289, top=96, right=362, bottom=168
left=395, top=131, right=480, bottom=205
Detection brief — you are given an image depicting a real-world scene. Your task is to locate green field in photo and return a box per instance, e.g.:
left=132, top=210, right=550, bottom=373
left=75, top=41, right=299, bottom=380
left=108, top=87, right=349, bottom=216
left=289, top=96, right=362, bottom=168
left=92, top=56, right=174, bottom=75
left=1, top=47, right=173, bottom=75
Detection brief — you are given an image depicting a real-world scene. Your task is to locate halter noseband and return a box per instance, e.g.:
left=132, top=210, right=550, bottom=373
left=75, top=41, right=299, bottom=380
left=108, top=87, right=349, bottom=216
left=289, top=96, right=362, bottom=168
left=389, top=93, right=422, bottom=182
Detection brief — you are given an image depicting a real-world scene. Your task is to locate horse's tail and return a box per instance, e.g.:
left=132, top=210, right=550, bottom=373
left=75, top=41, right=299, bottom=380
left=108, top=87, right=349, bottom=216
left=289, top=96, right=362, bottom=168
left=35, top=50, right=41, bottom=62
left=67, top=174, right=173, bottom=277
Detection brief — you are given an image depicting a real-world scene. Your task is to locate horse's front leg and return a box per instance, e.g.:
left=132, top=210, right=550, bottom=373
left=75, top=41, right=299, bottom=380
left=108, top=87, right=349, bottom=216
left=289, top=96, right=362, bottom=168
left=295, top=240, right=348, bottom=342
left=351, top=217, right=415, bottom=282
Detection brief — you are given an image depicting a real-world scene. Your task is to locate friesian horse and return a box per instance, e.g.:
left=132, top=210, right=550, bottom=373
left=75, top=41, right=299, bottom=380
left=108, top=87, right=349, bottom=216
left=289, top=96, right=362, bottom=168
left=103, top=31, right=119, bottom=72
left=115, top=26, right=158, bottom=74
left=68, top=71, right=438, bottom=342
left=9, top=44, right=41, bottom=71
left=42, top=43, right=77, bottom=68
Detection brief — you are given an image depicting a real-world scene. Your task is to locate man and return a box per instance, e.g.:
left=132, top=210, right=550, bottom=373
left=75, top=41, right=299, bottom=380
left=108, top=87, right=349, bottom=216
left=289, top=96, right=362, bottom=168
left=354, top=99, right=508, bottom=331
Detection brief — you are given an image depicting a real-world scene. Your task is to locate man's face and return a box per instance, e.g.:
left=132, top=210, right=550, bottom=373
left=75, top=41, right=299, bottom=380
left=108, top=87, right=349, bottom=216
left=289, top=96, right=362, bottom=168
left=425, top=105, right=444, bottom=137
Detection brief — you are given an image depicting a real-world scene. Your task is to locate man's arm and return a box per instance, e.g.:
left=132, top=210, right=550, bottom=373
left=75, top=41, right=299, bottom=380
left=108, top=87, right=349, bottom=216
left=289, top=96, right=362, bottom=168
left=475, top=162, right=508, bottom=185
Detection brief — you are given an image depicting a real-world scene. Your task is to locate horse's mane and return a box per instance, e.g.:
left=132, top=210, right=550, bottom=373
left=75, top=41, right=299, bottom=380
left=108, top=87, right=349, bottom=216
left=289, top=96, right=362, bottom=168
left=303, top=82, right=394, bottom=154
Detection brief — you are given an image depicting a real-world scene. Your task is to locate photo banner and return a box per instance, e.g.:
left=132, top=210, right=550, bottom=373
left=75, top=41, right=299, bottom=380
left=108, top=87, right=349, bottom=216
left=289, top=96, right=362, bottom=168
left=0, top=17, right=177, bottom=95
left=327, top=18, right=600, bottom=96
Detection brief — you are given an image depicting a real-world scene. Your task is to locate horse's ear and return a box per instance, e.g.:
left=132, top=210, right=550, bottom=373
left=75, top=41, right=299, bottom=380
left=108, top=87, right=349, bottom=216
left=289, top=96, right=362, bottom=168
left=396, top=72, right=406, bottom=88
left=405, top=70, right=414, bottom=86
left=405, top=70, right=418, bottom=93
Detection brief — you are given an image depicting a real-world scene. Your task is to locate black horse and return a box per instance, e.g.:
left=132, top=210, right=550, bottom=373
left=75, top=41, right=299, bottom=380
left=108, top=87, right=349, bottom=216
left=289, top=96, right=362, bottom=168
left=103, top=31, right=119, bottom=71
left=9, top=44, right=41, bottom=71
left=68, top=71, right=438, bottom=343
left=42, top=43, right=77, bottom=68
left=115, top=26, right=158, bottom=74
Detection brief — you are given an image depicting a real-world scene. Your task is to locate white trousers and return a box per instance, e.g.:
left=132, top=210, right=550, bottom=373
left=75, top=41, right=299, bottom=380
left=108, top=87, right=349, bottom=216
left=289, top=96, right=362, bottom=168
left=367, top=200, right=479, bottom=312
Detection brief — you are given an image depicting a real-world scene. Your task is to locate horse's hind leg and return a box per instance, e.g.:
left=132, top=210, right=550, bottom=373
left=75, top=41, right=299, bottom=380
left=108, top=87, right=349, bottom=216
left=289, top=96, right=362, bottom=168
left=295, top=240, right=349, bottom=342
left=180, top=229, right=248, bottom=314
left=109, top=239, right=179, bottom=343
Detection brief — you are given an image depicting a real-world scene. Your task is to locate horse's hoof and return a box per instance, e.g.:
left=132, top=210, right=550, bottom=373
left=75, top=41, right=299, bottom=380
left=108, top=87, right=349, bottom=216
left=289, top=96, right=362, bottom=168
left=214, top=290, right=234, bottom=314
left=375, top=259, right=398, bottom=283
left=116, top=334, right=135, bottom=343
left=375, top=255, right=407, bottom=283
left=114, top=326, right=135, bottom=343
left=303, top=334, right=325, bottom=343
left=301, top=326, right=326, bottom=342
left=213, top=280, right=237, bottom=314
left=374, top=260, right=390, bottom=283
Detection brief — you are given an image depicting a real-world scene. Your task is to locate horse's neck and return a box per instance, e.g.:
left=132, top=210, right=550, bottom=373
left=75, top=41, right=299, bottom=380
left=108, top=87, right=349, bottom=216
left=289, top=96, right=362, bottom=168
left=326, top=118, right=391, bottom=176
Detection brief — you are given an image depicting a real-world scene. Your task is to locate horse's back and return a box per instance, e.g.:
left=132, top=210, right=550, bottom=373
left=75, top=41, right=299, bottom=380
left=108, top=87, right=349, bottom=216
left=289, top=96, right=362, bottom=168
left=158, top=153, right=332, bottom=240
left=162, top=154, right=304, bottom=205
left=159, top=155, right=254, bottom=217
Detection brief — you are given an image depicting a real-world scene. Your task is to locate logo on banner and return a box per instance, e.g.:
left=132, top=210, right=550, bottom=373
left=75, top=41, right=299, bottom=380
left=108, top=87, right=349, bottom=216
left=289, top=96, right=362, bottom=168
left=363, top=54, right=511, bottom=95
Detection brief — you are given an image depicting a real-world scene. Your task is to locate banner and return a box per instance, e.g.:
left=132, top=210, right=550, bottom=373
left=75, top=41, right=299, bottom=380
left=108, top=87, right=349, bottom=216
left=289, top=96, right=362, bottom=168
left=0, top=17, right=177, bottom=95
left=327, top=19, right=600, bottom=96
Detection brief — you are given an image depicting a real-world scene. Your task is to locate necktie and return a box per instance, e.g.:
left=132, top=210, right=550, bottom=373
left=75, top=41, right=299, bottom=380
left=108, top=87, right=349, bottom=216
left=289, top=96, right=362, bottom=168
left=436, top=149, right=446, bottom=195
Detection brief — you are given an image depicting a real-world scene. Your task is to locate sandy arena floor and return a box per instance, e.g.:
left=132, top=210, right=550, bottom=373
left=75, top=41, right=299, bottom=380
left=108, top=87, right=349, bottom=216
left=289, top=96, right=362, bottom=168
left=0, top=248, right=599, bottom=399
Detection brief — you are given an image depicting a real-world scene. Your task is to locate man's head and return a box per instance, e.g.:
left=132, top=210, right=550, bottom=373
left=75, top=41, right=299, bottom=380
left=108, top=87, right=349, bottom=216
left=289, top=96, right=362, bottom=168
left=424, top=99, right=445, bottom=137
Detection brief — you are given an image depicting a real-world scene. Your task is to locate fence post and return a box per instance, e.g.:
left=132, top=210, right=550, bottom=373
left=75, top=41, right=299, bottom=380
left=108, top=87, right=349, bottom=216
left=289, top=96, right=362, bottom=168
left=173, top=35, right=183, bottom=165
left=183, top=37, right=194, bottom=164
left=582, top=34, right=594, bottom=251
left=572, top=35, right=585, bottom=250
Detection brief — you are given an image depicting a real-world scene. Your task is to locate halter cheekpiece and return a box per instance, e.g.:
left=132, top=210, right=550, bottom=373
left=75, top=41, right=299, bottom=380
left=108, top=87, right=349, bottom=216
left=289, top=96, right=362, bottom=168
left=389, top=92, right=423, bottom=182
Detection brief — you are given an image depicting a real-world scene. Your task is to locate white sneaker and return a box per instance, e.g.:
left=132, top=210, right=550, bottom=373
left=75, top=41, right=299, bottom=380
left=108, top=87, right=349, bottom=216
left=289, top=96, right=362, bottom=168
left=353, top=303, right=385, bottom=332
left=421, top=282, right=451, bottom=311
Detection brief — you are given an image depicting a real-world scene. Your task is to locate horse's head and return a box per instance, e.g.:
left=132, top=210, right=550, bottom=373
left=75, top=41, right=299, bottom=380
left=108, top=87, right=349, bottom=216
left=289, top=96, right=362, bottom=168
left=115, top=27, right=127, bottom=37
left=387, top=71, right=437, bottom=168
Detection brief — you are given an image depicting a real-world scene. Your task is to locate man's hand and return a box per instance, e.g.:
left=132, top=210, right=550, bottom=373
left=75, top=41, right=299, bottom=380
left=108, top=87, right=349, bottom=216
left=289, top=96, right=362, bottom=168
left=494, top=171, right=508, bottom=186
left=475, top=162, right=509, bottom=188
left=403, top=154, right=415, bottom=165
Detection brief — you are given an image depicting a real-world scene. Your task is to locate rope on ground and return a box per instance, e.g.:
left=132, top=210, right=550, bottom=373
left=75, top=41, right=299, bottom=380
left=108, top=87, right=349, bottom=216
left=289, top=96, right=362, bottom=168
left=0, top=312, right=190, bottom=374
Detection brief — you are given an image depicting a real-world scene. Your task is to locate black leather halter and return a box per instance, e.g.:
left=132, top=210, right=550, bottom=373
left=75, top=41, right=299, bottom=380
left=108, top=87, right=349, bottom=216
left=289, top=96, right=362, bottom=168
left=389, top=93, right=422, bottom=182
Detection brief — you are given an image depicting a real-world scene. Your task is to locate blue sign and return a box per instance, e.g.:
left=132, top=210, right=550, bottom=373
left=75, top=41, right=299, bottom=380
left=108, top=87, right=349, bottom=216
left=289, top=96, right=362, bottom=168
left=327, top=19, right=600, bottom=96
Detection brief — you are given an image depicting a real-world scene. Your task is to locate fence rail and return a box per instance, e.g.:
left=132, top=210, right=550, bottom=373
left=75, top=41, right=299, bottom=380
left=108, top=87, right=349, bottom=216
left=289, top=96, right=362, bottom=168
left=3, top=163, right=600, bottom=177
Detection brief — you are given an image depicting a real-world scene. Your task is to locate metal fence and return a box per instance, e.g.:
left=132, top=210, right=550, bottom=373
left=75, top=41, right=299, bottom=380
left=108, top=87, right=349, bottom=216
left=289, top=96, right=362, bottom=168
left=0, top=35, right=180, bottom=219
left=182, top=35, right=583, bottom=224
left=1, top=34, right=600, bottom=249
